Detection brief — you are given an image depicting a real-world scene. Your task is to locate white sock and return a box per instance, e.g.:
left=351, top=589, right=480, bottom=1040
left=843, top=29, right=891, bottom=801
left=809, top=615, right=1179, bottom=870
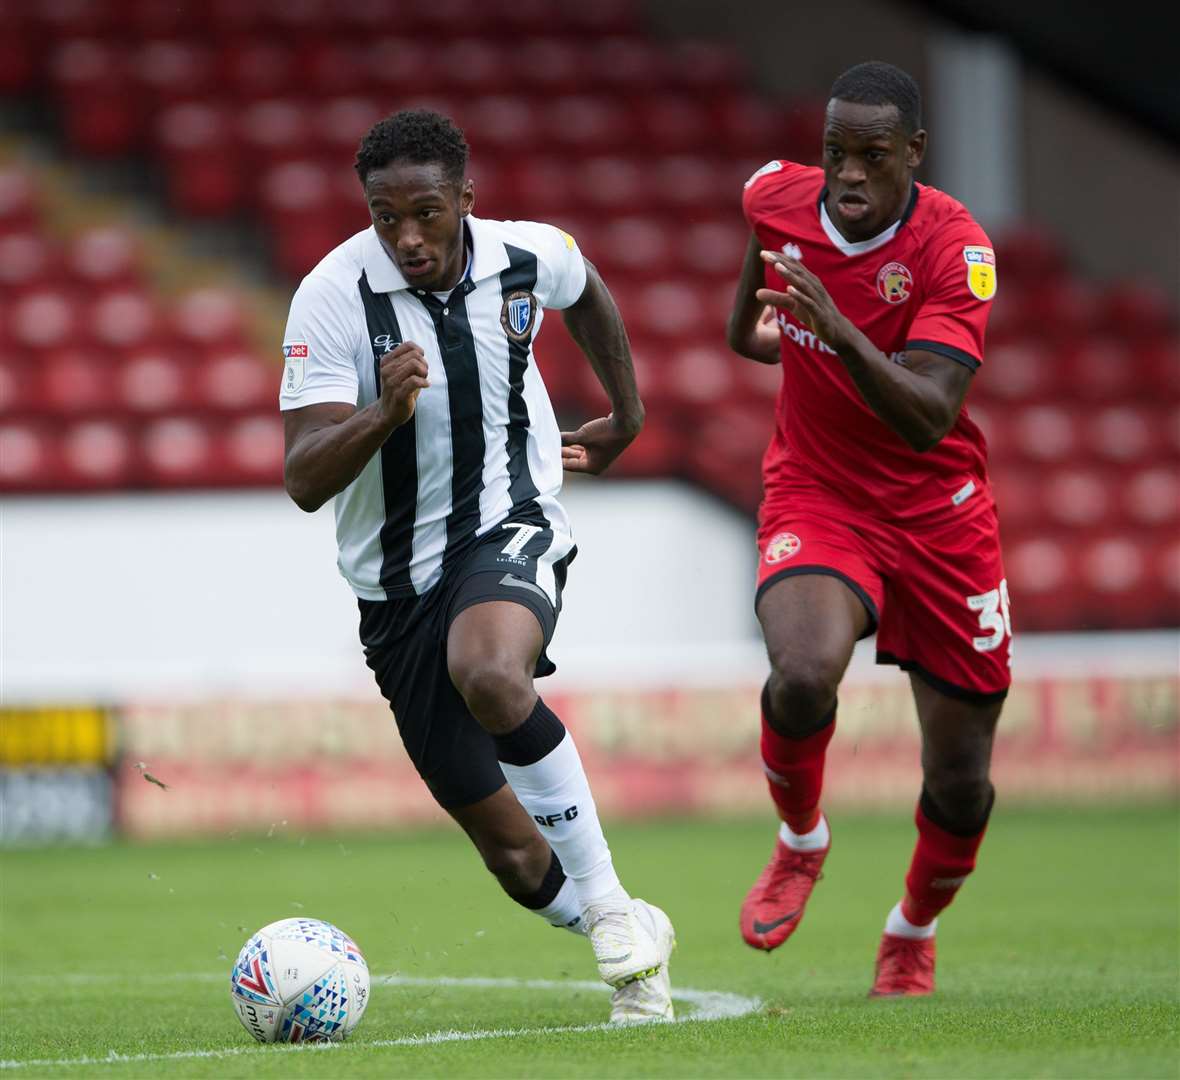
left=884, top=901, right=937, bottom=940
left=533, top=877, right=586, bottom=934
left=780, top=814, right=830, bottom=852
left=500, top=732, right=623, bottom=909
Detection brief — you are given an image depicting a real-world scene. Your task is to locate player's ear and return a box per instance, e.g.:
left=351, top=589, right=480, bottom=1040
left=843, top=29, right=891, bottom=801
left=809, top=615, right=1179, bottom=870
left=907, top=129, right=927, bottom=170
left=459, top=177, right=475, bottom=216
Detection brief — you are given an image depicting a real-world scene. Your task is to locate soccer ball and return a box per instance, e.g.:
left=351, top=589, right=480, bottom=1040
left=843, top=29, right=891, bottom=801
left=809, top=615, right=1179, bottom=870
left=229, top=917, right=370, bottom=1043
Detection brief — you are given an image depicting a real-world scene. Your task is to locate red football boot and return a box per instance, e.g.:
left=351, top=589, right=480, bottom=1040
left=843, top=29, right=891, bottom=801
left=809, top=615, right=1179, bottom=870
left=869, top=933, right=936, bottom=996
left=740, top=824, right=829, bottom=951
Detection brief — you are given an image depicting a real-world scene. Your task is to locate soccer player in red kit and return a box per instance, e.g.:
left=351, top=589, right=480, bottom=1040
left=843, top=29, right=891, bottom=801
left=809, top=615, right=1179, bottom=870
left=726, top=61, right=1009, bottom=996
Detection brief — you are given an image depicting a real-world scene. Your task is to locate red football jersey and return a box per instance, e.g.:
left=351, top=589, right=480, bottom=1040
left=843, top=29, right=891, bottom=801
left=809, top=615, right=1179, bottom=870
left=743, top=160, right=998, bottom=524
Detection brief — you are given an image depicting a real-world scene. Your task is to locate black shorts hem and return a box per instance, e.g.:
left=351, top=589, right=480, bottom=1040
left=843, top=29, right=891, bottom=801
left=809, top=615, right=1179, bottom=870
left=429, top=772, right=508, bottom=811
left=446, top=571, right=559, bottom=678
left=757, top=565, right=879, bottom=640
left=877, top=651, right=1010, bottom=705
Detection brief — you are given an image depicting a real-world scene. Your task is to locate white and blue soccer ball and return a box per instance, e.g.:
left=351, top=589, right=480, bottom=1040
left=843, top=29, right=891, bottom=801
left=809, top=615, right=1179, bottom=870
left=229, top=918, right=370, bottom=1043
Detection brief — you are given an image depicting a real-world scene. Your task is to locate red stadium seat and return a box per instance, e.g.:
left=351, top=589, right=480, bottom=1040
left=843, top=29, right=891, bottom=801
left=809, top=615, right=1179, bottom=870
left=0, top=423, right=59, bottom=492
left=133, top=40, right=214, bottom=108
left=541, top=97, right=629, bottom=157
left=170, top=288, right=248, bottom=349
left=1077, top=534, right=1156, bottom=628
left=634, top=97, right=713, bottom=154
left=990, top=468, right=1043, bottom=537
left=198, top=351, right=278, bottom=413
left=586, top=38, right=665, bottom=92
left=1086, top=406, right=1156, bottom=466
left=140, top=416, right=223, bottom=487
left=588, top=217, right=674, bottom=280
left=651, top=156, right=722, bottom=218
left=217, top=41, right=297, bottom=103
left=1067, top=338, right=1140, bottom=403
left=1100, top=282, right=1176, bottom=340
left=59, top=419, right=137, bottom=488
left=679, top=221, right=748, bottom=280
left=973, top=342, right=1053, bottom=404
left=631, top=280, right=710, bottom=339
left=40, top=351, right=120, bottom=417
left=514, top=39, right=587, bottom=96
left=0, top=357, right=39, bottom=418
left=0, top=233, right=55, bottom=293
left=223, top=414, right=285, bottom=484
left=1010, top=405, right=1081, bottom=465
left=88, top=289, right=160, bottom=352
left=1123, top=467, right=1180, bottom=530
left=662, top=40, right=742, bottom=96
left=1004, top=536, right=1078, bottom=630
left=10, top=289, right=78, bottom=352
left=993, top=224, right=1067, bottom=287
left=0, top=167, right=40, bottom=233
left=1041, top=467, right=1114, bottom=529
left=238, top=99, right=313, bottom=169
left=1144, top=338, right=1180, bottom=398
left=155, top=104, right=243, bottom=217
left=297, top=40, right=368, bottom=98
left=117, top=352, right=187, bottom=415
left=66, top=226, right=143, bottom=289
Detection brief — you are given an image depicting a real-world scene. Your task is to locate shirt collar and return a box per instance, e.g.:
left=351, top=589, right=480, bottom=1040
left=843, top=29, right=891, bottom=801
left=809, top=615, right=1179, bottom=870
left=816, top=183, right=919, bottom=258
left=361, top=215, right=510, bottom=294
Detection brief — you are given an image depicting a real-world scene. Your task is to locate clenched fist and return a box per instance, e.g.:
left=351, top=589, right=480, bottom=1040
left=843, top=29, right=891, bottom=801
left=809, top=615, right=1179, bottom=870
left=378, top=341, right=429, bottom=428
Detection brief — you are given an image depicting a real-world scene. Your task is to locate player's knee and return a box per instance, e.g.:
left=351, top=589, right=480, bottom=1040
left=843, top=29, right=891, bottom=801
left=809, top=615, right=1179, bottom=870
left=477, top=837, right=543, bottom=895
left=923, top=767, right=993, bottom=832
left=450, top=658, right=532, bottom=733
left=765, top=656, right=841, bottom=735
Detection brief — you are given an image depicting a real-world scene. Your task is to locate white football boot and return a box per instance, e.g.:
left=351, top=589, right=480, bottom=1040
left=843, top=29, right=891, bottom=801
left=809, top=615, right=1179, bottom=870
left=583, top=894, right=662, bottom=989
left=609, top=899, right=675, bottom=1024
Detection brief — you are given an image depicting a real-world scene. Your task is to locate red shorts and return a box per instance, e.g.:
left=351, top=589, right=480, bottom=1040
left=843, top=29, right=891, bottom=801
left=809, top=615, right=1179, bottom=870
left=756, top=481, right=1011, bottom=702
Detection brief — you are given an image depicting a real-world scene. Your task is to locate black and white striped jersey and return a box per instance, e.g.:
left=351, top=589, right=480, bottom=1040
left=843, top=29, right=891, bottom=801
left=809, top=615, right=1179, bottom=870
left=279, top=216, right=585, bottom=603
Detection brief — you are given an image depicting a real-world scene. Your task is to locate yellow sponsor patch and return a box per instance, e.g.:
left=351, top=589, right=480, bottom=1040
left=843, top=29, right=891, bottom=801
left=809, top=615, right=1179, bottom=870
left=558, top=229, right=576, bottom=251
left=963, top=245, right=997, bottom=301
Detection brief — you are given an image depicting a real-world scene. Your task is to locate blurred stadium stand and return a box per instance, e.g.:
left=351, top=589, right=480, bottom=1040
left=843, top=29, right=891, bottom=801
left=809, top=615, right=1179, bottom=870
left=0, top=0, right=1176, bottom=631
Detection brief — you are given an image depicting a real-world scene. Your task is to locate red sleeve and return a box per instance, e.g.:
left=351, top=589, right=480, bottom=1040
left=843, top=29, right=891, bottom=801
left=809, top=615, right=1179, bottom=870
left=906, top=222, right=996, bottom=371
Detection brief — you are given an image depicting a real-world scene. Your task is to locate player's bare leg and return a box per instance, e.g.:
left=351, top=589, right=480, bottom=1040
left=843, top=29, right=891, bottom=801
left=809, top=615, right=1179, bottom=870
left=448, top=601, right=674, bottom=1020
left=742, top=574, right=869, bottom=950
left=871, top=675, right=1003, bottom=996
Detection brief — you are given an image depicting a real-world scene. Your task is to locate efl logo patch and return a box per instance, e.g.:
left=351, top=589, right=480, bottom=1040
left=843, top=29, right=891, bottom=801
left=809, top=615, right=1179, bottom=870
left=765, top=532, right=801, bottom=565
left=876, top=261, right=913, bottom=304
left=501, top=290, right=537, bottom=342
left=282, top=341, right=307, bottom=392
left=963, top=245, right=997, bottom=301
left=744, top=159, right=783, bottom=188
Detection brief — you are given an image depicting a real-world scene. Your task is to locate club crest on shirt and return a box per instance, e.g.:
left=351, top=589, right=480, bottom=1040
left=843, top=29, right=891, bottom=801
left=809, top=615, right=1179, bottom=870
left=963, top=245, right=997, bottom=301
left=282, top=341, right=307, bottom=392
left=876, top=262, right=913, bottom=304
left=764, top=532, right=802, bottom=564
left=501, top=290, right=537, bottom=342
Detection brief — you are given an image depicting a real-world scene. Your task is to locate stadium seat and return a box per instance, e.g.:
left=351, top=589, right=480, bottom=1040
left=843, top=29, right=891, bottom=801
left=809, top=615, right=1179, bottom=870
left=117, top=352, right=187, bottom=415
left=973, top=342, right=1053, bottom=404
left=1004, top=535, right=1079, bottom=630
left=223, top=414, right=284, bottom=484
left=139, top=416, right=223, bottom=487
left=10, top=289, right=78, bottom=353
left=67, top=226, right=143, bottom=289
left=41, top=351, right=121, bottom=417
left=0, top=233, right=56, bottom=293
left=1042, top=467, right=1114, bottom=529
left=59, top=418, right=138, bottom=488
left=1067, top=338, right=1140, bottom=402
left=0, top=422, right=60, bottom=492
left=1123, top=467, right=1180, bottom=531
left=197, top=350, right=278, bottom=413
left=1009, top=405, right=1080, bottom=465
left=88, top=289, right=160, bottom=351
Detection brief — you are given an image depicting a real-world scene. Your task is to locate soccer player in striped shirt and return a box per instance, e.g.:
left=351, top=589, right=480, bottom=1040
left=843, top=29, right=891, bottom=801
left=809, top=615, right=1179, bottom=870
left=280, top=110, right=673, bottom=1024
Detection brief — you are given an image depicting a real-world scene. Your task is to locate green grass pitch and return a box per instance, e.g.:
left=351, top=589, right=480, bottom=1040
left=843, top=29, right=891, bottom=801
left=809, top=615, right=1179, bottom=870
left=2, top=805, right=1177, bottom=1077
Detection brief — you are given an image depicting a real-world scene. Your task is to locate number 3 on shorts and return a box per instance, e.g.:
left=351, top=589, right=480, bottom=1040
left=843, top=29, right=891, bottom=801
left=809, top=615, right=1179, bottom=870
left=966, top=579, right=1012, bottom=653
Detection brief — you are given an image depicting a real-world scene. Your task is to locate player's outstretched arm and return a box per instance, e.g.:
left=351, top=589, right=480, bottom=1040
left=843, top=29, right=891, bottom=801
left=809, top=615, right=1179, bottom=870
left=758, top=251, right=972, bottom=452
left=726, top=234, right=781, bottom=364
left=559, top=259, right=645, bottom=475
left=283, top=342, right=429, bottom=511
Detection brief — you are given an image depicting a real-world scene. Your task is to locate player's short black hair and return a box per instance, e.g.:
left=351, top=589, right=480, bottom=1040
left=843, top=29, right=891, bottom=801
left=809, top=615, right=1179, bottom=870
left=829, top=61, right=922, bottom=136
left=354, top=109, right=469, bottom=187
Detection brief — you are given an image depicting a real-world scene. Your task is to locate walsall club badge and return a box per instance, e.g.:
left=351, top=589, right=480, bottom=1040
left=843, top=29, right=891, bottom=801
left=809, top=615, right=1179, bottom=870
left=765, top=532, right=802, bottom=565
left=876, top=261, right=913, bottom=304
left=501, top=290, right=538, bottom=342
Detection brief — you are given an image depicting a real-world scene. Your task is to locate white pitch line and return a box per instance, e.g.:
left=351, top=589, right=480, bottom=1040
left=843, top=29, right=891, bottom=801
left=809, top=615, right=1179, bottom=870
left=0, top=973, right=761, bottom=1071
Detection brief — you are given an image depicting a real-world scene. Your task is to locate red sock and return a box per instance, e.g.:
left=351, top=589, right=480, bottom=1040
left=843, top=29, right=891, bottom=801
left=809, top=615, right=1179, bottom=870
left=901, top=792, right=991, bottom=926
left=760, top=706, right=835, bottom=835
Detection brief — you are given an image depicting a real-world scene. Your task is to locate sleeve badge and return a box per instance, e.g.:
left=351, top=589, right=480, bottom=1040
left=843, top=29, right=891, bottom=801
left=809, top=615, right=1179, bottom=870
left=963, top=246, right=997, bottom=301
